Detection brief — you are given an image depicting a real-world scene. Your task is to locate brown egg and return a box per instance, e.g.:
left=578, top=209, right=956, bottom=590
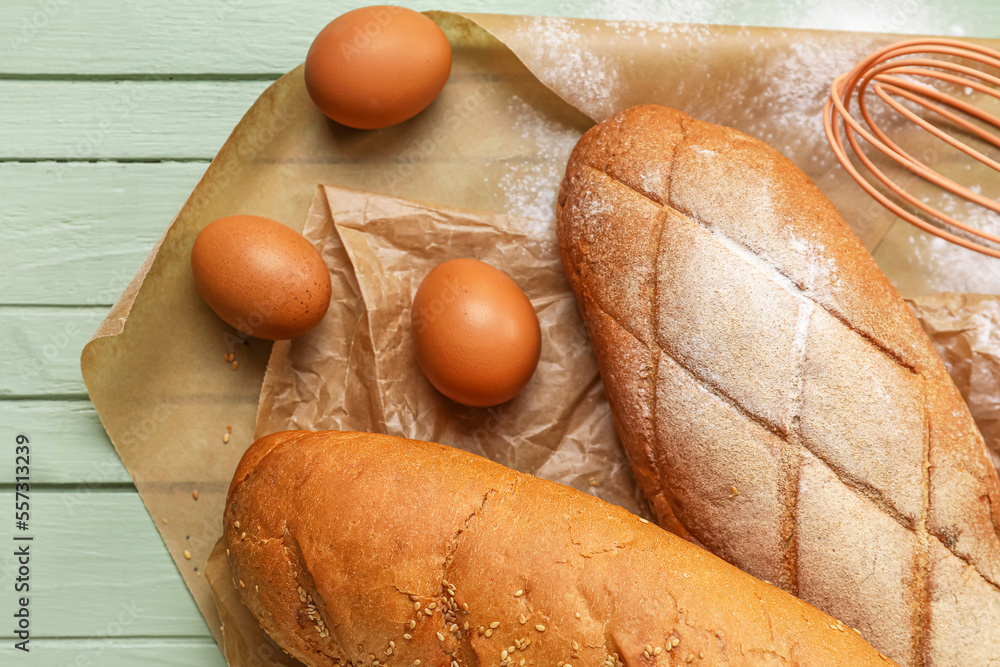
left=191, top=215, right=332, bottom=340
left=411, top=258, right=541, bottom=407
left=304, top=6, right=452, bottom=129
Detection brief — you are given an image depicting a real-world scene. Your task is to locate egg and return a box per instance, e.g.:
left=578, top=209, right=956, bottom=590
left=304, top=6, right=452, bottom=129
left=411, top=258, right=541, bottom=407
left=191, top=215, right=332, bottom=340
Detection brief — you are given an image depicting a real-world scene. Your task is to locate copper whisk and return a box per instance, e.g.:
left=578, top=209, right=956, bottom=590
left=824, top=38, right=1000, bottom=257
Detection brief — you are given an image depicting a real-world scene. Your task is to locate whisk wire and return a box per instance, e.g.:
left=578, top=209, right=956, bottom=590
left=825, top=37, right=1000, bottom=257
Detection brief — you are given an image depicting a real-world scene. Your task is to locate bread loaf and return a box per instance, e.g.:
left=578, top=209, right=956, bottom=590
left=556, top=104, right=1000, bottom=666
left=225, top=430, right=894, bottom=667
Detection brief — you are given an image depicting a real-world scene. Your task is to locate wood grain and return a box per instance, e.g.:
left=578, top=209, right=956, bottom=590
left=0, top=0, right=997, bottom=76
left=0, top=80, right=271, bottom=159
left=0, top=306, right=110, bottom=397
left=0, top=638, right=226, bottom=666
left=0, top=491, right=209, bottom=638
left=0, top=162, right=204, bottom=305
left=0, top=401, right=128, bottom=483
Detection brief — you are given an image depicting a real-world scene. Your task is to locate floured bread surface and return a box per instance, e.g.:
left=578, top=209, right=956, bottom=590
left=224, top=430, right=893, bottom=667
left=556, top=104, right=1000, bottom=666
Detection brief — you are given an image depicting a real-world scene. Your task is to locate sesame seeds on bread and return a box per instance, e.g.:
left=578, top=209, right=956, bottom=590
left=224, top=430, right=892, bottom=667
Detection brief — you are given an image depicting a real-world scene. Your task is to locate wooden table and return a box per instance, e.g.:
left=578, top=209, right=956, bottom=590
left=2, top=1, right=997, bottom=664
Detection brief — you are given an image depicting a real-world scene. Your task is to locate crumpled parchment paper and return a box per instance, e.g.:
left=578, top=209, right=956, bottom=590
left=78, top=11, right=1000, bottom=667
left=908, top=293, right=1000, bottom=471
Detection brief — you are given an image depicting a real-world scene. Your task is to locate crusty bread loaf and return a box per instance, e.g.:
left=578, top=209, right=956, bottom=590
left=556, top=104, right=1000, bottom=666
left=225, top=430, right=895, bottom=667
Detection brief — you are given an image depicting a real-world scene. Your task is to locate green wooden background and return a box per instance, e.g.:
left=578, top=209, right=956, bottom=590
left=1, top=1, right=998, bottom=665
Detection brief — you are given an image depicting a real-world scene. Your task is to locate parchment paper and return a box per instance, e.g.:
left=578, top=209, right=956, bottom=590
left=908, top=293, right=1000, bottom=471
left=78, top=11, right=1000, bottom=667
left=256, top=185, right=640, bottom=509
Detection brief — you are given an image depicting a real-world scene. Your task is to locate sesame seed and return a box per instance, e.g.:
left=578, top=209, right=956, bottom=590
left=437, top=632, right=445, bottom=641
left=463, top=622, right=469, bottom=631
left=226, top=549, right=230, bottom=557
left=238, top=580, right=245, bottom=588
left=232, top=360, right=239, bottom=370
left=646, top=645, right=653, bottom=654
left=535, top=625, right=545, bottom=632
left=223, top=432, right=231, bottom=444
left=184, top=550, right=192, bottom=560
left=415, top=601, right=421, bottom=611
left=409, top=594, right=418, bottom=601
left=414, top=660, right=421, bottom=665
left=403, top=634, right=412, bottom=640
left=575, top=612, right=581, bottom=619
left=192, top=490, right=199, bottom=500
left=485, top=629, right=493, bottom=638
left=255, top=585, right=259, bottom=592
left=502, top=651, right=509, bottom=660
left=664, top=644, right=672, bottom=652
left=409, top=620, right=416, bottom=629
left=520, top=661, right=525, bottom=667
left=519, top=614, right=526, bottom=624
left=428, top=602, right=437, bottom=610
left=462, top=602, right=469, bottom=612
left=234, top=521, right=240, bottom=529
left=573, top=641, right=579, bottom=651
left=671, top=638, right=680, bottom=647
left=386, top=649, right=393, bottom=656
left=424, top=608, right=433, bottom=616
left=452, top=662, right=459, bottom=667
left=240, top=532, right=246, bottom=540
left=515, top=590, right=524, bottom=597
left=508, top=646, right=515, bottom=653
left=490, top=622, right=500, bottom=629
left=639, top=517, right=649, bottom=524
left=643, top=651, right=650, bottom=659
left=450, top=623, right=458, bottom=632
left=654, top=647, right=662, bottom=656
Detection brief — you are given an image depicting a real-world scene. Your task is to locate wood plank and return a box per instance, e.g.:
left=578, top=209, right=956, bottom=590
left=0, top=162, right=203, bottom=305
left=0, top=0, right=996, bottom=76
left=0, top=80, right=271, bottom=159
left=0, top=401, right=129, bottom=484
left=0, top=490, right=212, bottom=638
left=0, top=306, right=109, bottom=398
left=0, top=638, right=226, bottom=666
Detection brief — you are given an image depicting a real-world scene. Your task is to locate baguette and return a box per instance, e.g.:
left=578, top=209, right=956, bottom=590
left=225, top=430, right=894, bottom=667
left=556, top=104, right=1000, bottom=666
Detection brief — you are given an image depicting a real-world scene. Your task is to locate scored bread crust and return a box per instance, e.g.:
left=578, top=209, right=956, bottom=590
left=225, top=430, right=895, bottom=667
left=556, top=104, right=1000, bottom=667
